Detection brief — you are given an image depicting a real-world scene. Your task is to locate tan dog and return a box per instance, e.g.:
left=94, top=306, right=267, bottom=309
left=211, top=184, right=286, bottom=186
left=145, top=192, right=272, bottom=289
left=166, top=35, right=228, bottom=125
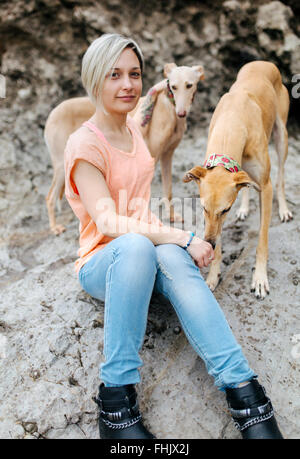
left=183, top=61, right=292, bottom=299
left=44, top=63, right=204, bottom=235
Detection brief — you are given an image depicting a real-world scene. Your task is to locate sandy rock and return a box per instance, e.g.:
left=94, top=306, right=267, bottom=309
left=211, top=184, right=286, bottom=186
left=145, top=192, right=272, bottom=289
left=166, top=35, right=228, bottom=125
left=256, top=1, right=293, bottom=33
left=256, top=0, right=300, bottom=72
left=0, top=0, right=299, bottom=440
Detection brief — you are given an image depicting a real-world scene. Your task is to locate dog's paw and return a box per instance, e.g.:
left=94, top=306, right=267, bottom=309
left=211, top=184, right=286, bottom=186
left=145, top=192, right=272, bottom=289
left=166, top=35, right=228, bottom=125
left=251, top=270, right=269, bottom=299
left=51, top=224, right=66, bottom=236
left=279, top=207, right=293, bottom=223
left=236, top=207, right=249, bottom=221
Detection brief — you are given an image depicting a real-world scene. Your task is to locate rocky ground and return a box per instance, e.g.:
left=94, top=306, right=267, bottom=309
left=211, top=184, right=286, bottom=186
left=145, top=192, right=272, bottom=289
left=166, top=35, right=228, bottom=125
left=0, top=129, right=299, bottom=439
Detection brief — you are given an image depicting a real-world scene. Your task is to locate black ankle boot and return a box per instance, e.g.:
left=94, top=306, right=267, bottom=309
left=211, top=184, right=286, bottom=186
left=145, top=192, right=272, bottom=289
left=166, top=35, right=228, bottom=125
left=225, top=378, right=283, bottom=439
left=93, top=383, right=156, bottom=439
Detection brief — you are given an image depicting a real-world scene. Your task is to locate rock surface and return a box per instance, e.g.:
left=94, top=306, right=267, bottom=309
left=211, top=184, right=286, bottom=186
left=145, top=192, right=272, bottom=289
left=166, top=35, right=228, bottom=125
left=0, top=0, right=299, bottom=439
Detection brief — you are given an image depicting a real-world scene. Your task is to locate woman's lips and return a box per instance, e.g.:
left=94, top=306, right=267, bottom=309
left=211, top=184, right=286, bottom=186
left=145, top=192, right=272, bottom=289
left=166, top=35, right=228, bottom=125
left=118, top=95, right=136, bottom=102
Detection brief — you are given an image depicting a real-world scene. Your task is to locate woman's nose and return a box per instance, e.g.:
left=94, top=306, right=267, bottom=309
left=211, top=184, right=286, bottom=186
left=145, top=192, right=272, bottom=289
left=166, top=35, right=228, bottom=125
left=122, top=75, right=133, bottom=89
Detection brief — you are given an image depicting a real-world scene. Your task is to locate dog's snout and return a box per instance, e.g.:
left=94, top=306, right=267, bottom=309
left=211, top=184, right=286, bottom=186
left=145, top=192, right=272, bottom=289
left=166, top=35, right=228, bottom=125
left=177, top=111, right=187, bottom=118
left=205, top=239, right=216, bottom=250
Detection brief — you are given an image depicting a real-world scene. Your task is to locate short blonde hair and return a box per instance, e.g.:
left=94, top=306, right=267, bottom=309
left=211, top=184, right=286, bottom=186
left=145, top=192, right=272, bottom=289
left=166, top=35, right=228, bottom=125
left=81, top=33, right=144, bottom=108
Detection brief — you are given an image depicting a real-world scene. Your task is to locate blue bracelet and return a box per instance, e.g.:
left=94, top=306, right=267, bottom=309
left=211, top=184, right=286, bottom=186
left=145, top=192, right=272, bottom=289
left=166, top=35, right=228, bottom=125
left=183, top=231, right=195, bottom=250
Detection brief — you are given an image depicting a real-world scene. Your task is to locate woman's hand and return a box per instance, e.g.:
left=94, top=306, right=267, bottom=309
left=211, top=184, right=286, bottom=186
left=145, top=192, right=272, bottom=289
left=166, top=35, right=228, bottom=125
left=186, top=236, right=215, bottom=268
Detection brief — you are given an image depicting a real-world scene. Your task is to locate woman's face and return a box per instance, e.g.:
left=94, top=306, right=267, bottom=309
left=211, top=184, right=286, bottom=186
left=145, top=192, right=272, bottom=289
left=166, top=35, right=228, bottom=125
left=101, top=47, right=142, bottom=115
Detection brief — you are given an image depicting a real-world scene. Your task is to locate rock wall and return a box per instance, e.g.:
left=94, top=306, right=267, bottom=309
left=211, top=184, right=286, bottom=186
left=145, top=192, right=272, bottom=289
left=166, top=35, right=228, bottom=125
left=0, top=0, right=299, bottom=135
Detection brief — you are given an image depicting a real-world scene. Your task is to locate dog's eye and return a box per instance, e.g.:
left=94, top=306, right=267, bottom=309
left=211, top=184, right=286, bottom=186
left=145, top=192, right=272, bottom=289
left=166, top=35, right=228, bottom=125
left=171, top=85, right=177, bottom=91
left=221, top=207, right=231, bottom=215
left=186, top=83, right=193, bottom=89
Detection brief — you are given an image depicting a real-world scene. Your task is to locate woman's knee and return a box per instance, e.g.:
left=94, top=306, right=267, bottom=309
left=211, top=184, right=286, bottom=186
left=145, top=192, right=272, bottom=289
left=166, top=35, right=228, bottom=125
left=116, top=233, right=157, bottom=262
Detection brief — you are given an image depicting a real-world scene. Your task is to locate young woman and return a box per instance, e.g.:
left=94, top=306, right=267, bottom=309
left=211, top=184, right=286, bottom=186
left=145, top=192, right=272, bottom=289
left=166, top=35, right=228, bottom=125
left=64, top=33, right=283, bottom=439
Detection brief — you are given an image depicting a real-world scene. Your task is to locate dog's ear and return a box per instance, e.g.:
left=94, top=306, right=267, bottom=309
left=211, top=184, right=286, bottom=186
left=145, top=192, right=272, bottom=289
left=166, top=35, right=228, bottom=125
left=183, top=166, right=207, bottom=183
left=233, top=171, right=261, bottom=192
left=192, top=65, right=205, bottom=81
left=164, top=63, right=177, bottom=78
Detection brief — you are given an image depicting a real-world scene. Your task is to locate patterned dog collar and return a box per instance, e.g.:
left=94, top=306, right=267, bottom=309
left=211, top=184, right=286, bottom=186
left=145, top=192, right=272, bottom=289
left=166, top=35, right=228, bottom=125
left=166, top=80, right=176, bottom=106
left=203, top=154, right=241, bottom=172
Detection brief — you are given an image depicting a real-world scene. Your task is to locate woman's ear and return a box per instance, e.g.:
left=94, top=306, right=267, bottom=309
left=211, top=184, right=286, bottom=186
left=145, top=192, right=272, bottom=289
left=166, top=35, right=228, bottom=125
left=183, top=166, right=207, bottom=183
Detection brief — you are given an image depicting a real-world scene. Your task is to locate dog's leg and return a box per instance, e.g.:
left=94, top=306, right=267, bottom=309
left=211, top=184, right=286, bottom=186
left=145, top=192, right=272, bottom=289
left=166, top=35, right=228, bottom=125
left=236, top=187, right=250, bottom=220
left=251, top=178, right=273, bottom=299
left=206, top=239, right=222, bottom=291
left=46, top=166, right=66, bottom=235
left=160, top=149, right=184, bottom=223
left=273, top=115, right=293, bottom=222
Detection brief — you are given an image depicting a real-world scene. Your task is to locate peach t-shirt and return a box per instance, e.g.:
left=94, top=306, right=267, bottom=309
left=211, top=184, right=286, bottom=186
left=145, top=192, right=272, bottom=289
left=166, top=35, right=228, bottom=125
left=64, top=115, right=162, bottom=275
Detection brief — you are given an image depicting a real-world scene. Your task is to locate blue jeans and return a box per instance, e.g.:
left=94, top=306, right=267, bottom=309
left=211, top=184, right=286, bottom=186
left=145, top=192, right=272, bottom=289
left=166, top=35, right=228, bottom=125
left=79, top=233, right=255, bottom=390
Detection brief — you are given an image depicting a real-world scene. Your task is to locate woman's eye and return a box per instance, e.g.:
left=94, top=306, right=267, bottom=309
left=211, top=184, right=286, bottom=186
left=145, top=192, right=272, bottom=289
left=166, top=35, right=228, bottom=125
left=131, top=72, right=141, bottom=78
left=111, top=72, right=119, bottom=78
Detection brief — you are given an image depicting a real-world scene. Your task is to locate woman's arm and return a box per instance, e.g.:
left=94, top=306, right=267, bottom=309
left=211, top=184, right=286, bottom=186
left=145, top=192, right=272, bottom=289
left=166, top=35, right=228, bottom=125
left=72, top=160, right=214, bottom=267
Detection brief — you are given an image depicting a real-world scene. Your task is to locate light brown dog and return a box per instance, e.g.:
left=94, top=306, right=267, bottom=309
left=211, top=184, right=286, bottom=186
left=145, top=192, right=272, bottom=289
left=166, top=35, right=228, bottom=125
left=44, top=63, right=204, bottom=235
left=183, top=61, right=292, bottom=299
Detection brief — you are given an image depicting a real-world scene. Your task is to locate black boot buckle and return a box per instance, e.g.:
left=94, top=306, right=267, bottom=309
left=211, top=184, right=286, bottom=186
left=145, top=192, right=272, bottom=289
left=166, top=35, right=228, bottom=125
left=229, top=399, right=274, bottom=432
left=93, top=394, right=142, bottom=430
left=229, top=399, right=273, bottom=419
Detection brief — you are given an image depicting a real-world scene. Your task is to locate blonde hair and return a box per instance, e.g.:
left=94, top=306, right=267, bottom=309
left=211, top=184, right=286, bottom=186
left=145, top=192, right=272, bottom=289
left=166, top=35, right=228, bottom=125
left=81, top=33, right=144, bottom=108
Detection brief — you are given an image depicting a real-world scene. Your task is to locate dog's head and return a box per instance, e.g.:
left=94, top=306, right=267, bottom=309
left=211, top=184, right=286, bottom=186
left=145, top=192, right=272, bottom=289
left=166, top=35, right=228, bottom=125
left=183, top=165, right=260, bottom=246
left=163, top=63, right=204, bottom=118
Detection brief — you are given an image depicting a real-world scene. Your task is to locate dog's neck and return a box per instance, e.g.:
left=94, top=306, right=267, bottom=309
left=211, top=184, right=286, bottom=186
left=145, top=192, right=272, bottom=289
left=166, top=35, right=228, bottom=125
left=206, top=111, right=247, bottom=166
left=203, top=153, right=242, bottom=173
